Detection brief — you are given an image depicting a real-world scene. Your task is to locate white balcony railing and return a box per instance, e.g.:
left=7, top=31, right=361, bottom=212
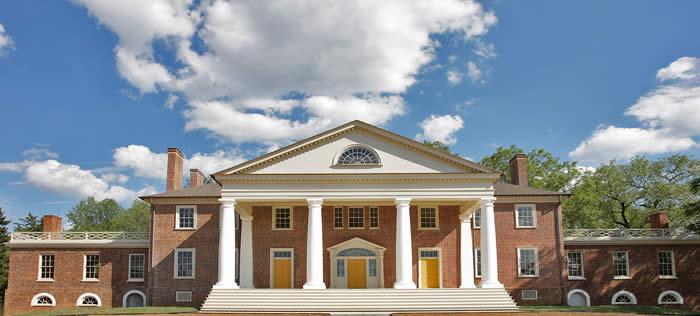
left=564, top=228, right=698, bottom=238
left=10, top=231, right=149, bottom=241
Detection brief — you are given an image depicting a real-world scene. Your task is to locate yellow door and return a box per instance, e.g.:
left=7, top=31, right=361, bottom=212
left=273, top=258, right=292, bottom=288
left=347, top=259, right=367, bottom=289
left=420, top=258, right=440, bottom=288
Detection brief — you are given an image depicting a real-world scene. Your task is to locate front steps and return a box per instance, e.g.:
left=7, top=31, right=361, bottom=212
left=200, top=288, right=517, bottom=313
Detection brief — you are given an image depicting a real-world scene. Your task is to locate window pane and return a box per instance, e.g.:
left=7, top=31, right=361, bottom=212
left=519, top=249, right=537, bottom=276
left=275, top=208, right=291, bottom=229
left=334, top=207, right=343, bottom=228
left=337, top=146, right=379, bottom=165
left=612, top=252, right=628, bottom=277
left=473, top=209, right=481, bottom=228
left=420, top=208, right=437, bottom=228
left=85, top=255, right=100, bottom=279
left=336, top=259, right=344, bottom=277
left=348, top=207, right=364, bottom=228
left=178, top=207, right=195, bottom=228
left=420, top=250, right=439, bottom=258
left=567, top=252, right=583, bottom=278
left=517, top=206, right=534, bottom=227
left=369, top=207, right=379, bottom=228
left=177, top=251, right=193, bottom=277
left=368, top=259, right=377, bottom=277
left=130, top=254, right=145, bottom=280
left=658, top=251, right=674, bottom=276
left=40, top=255, right=55, bottom=279
left=475, top=249, right=481, bottom=277
left=274, top=251, right=292, bottom=258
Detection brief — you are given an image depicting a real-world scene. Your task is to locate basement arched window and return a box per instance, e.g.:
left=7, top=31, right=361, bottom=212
left=658, top=290, right=683, bottom=305
left=336, top=145, right=380, bottom=165
left=77, top=293, right=102, bottom=306
left=31, top=293, right=56, bottom=306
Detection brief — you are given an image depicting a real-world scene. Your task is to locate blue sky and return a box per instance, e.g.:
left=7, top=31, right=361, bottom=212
left=0, top=1, right=699, bottom=225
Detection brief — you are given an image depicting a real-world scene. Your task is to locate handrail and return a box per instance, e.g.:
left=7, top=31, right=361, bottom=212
left=564, top=228, right=698, bottom=238
left=10, top=231, right=150, bottom=241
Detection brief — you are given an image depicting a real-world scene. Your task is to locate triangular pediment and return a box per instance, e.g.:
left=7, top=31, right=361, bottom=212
left=214, top=120, right=499, bottom=176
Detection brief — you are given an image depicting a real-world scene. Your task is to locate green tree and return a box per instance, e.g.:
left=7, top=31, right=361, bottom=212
left=683, top=177, right=700, bottom=232
left=423, top=140, right=454, bottom=154
left=0, top=208, right=11, bottom=299
left=67, top=197, right=124, bottom=231
left=13, top=212, right=43, bottom=232
left=110, top=200, right=151, bottom=232
left=564, top=155, right=699, bottom=229
left=479, top=145, right=580, bottom=192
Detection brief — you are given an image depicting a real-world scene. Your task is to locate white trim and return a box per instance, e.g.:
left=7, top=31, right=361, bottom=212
left=82, top=253, right=100, bottom=282
left=122, top=289, right=147, bottom=307
left=611, top=290, right=637, bottom=305
left=567, top=250, right=585, bottom=280
left=76, top=292, right=102, bottom=307
left=272, top=206, right=294, bottom=230
left=516, top=247, right=539, bottom=277
left=418, top=247, right=443, bottom=288
left=332, top=144, right=382, bottom=167
left=417, top=205, right=440, bottom=230
left=567, top=289, right=591, bottom=306
left=174, top=248, right=196, bottom=279
left=175, top=205, right=197, bottom=230
left=128, top=253, right=145, bottom=282
left=657, top=290, right=683, bottom=305
left=657, top=250, right=677, bottom=279
left=347, top=207, right=365, bottom=229
left=474, top=248, right=481, bottom=278
left=333, top=207, right=344, bottom=229
left=175, top=291, right=192, bottom=302
left=612, top=251, right=630, bottom=279
left=521, top=289, right=538, bottom=301
left=472, top=208, right=481, bottom=229
left=514, top=204, right=536, bottom=228
left=37, top=254, right=55, bottom=281
left=270, top=248, right=294, bottom=288
left=31, top=293, right=56, bottom=307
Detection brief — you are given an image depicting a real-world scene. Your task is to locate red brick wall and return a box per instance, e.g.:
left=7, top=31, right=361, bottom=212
left=3, top=248, right=148, bottom=315
left=565, top=244, right=700, bottom=310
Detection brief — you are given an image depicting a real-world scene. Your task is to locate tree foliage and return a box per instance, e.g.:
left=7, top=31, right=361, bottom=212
left=0, top=208, right=10, bottom=299
left=423, top=140, right=454, bottom=154
left=13, top=212, right=43, bottom=232
left=67, top=197, right=151, bottom=232
left=479, top=145, right=580, bottom=192
left=683, top=177, right=700, bottom=232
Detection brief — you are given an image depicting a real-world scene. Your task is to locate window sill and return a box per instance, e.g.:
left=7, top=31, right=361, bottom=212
left=272, top=228, right=293, bottom=231
left=174, top=227, right=196, bottom=231
left=515, top=226, right=537, bottom=229
left=659, top=276, right=678, bottom=279
left=613, top=276, right=631, bottom=280
left=473, top=227, right=481, bottom=230
left=81, top=279, right=100, bottom=282
left=174, top=276, right=195, bottom=280
left=518, top=275, right=539, bottom=278
left=348, top=227, right=365, bottom=230
left=128, top=278, right=145, bottom=283
left=36, top=279, right=55, bottom=282
left=418, top=227, right=440, bottom=230
left=568, top=277, right=586, bottom=280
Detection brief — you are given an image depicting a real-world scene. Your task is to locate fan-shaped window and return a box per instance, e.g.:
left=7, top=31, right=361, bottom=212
left=77, top=293, right=101, bottom=307
left=31, top=293, right=56, bottom=306
left=611, top=291, right=637, bottom=305
left=336, top=146, right=380, bottom=165
left=337, top=248, right=376, bottom=257
left=658, top=290, right=683, bottom=304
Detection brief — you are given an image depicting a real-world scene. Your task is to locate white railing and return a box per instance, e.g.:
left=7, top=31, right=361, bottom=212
left=10, top=231, right=149, bottom=241
left=564, top=228, right=698, bottom=238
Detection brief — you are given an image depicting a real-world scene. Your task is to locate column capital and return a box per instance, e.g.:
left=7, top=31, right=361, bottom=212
left=306, top=198, right=323, bottom=207
left=458, top=213, right=472, bottom=221
left=479, top=197, right=496, bottom=207
left=240, top=215, right=254, bottom=222
left=219, top=197, right=237, bottom=206
left=394, top=197, right=411, bottom=207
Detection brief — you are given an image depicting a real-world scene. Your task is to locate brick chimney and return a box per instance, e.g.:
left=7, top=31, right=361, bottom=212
left=189, top=169, right=205, bottom=188
left=648, top=212, right=669, bottom=229
left=42, top=215, right=62, bottom=232
left=167, top=147, right=184, bottom=192
left=509, top=153, right=528, bottom=186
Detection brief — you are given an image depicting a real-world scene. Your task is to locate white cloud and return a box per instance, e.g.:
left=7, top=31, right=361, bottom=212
left=416, top=114, right=464, bottom=145
left=75, top=0, right=497, bottom=145
left=22, top=147, right=59, bottom=160
left=0, top=23, right=14, bottom=55
left=467, top=61, right=482, bottom=82
left=100, top=172, right=129, bottom=184
left=448, top=55, right=458, bottom=63
left=473, top=40, right=496, bottom=59
left=456, top=98, right=478, bottom=113
left=447, top=70, right=463, bottom=85
left=0, top=161, right=32, bottom=172
left=571, top=56, right=700, bottom=163
left=113, top=144, right=247, bottom=179
left=165, top=94, right=179, bottom=109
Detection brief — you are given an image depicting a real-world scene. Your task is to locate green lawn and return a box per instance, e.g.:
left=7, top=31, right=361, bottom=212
left=519, top=305, right=699, bottom=315
left=16, top=306, right=198, bottom=316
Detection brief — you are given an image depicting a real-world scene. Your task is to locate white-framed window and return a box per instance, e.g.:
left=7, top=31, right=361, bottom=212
left=567, top=251, right=584, bottom=279
left=474, top=248, right=481, bottom=277
left=273, top=207, right=293, bottom=230
left=38, top=254, right=55, bottom=281
left=76, top=293, right=101, bottom=307
left=369, top=207, right=379, bottom=229
left=612, top=251, right=629, bottom=279
left=611, top=290, right=637, bottom=305
left=522, top=289, right=538, bottom=301
left=175, top=205, right=196, bottom=229
left=515, top=204, right=536, bottom=228
left=348, top=207, right=364, bottom=228
left=31, top=293, right=56, bottom=306
left=122, top=290, right=147, bottom=307
left=174, top=248, right=195, bottom=279
left=175, top=291, right=192, bottom=302
left=335, top=145, right=381, bottom=165
left=657, top=251, right=676, bottom=278
left=517, top=247, right=539, bottom=277
left=368, top=258, right=377, bottom=277
left=333, top=207, right=343, bottom=229
left=472, top=209, right=481, bottom=229
left=658, top=290, right=683, bottom=305
left=83, top=254, right=100, bottom=281
left=418, top=206, right=439, bottom=229
left=336, top=259, right=345, bottom=277
left=128, top=254, right=145, bottom=282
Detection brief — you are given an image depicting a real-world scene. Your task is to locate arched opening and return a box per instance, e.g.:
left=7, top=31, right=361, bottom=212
left=328, top=237, right=386, bottom=289
left=334, top=145, right=381, bottom=166
left=122, top=290, right=146, bottom=307
left=76, top=293, right=102, bottom=307
left=31, top=293, right=56, bottom=307
left=611, top=290, right=637, bottom=305
left=567, top=289, right=590, bottom=306
left=658, top=290, right=683, bottom=305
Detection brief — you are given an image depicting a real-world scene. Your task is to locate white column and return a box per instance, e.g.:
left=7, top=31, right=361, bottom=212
left=215, top=198, right=239, bottom=289
left=303, top=198, right=326, bottom=289
left=394, top=197, right=416, bottom=289
left=479, top=197, right=503, bottom=288
left=239, top=215, right=254, bottom=288
left=459, top=213, right=476, bottom=288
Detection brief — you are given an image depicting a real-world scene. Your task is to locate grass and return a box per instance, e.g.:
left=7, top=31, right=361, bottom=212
left=17, top=306, right=198, bottom=316
left=519, top=305, right=700, bottom=315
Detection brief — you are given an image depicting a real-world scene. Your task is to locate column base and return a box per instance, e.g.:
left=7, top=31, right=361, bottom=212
left=213, top=282, right=240, bottom=289
left=302, top=282, right=326, bottom=289
left=393, top=281, right=417, bottom=289
left=478, top=281, right=504, bottom=288
left=459, top=284, right=477, bottom=289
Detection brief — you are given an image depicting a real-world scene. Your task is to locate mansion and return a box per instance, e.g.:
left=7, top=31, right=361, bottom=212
left=4, top=121, right=699, bottom=314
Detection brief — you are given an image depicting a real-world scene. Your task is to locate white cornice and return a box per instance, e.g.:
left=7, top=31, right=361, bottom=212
left=217, top=173, right=500, bottom=184
left=564, top=236, right=700, bottom=245
left=8, top=240, right=149, bottom=249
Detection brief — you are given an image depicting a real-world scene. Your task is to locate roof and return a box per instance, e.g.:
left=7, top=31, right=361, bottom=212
left=142, top=181, right=566, bottom=200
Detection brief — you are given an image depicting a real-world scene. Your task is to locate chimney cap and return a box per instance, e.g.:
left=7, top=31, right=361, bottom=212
left=168, top=147, right=185, bottom=158
left=509, top=153, right=527, bottom=162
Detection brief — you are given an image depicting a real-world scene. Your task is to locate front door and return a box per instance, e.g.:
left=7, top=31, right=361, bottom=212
left=419, top=249, right=440, bottom=288
left=346, top=259, right=367, bottom=289
left=272, top=250, right=292, bottom=288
